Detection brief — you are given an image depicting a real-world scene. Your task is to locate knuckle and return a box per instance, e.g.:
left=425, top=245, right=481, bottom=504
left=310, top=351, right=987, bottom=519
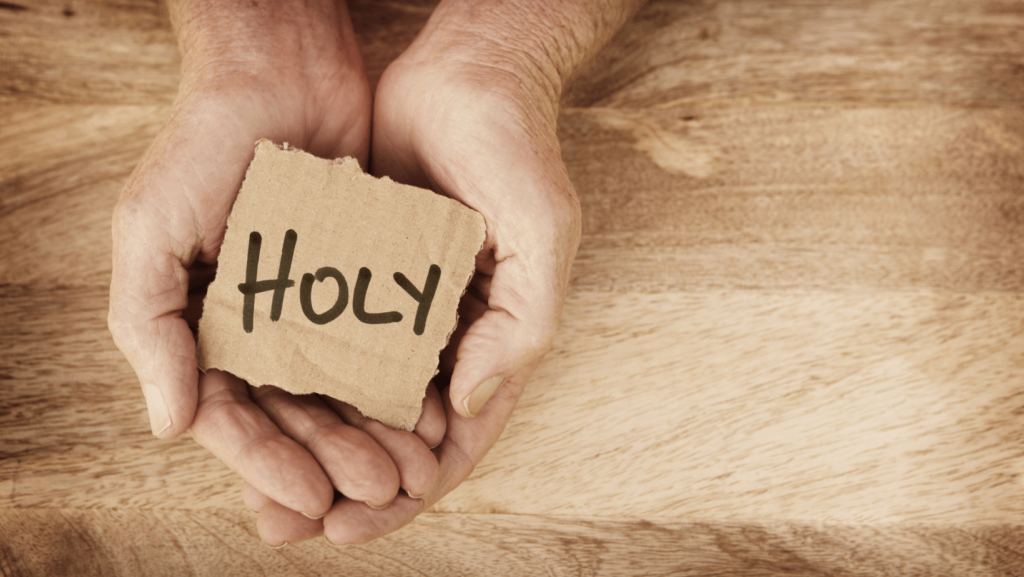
left=521, top=326, right=556, bottom=359
left=551, top=183, right=582, bottom=239
left=113, top=185, right=149, bottom=229
left=302, top=421, right=340, bottom=454
left=106, top=306, right=133, bottom=352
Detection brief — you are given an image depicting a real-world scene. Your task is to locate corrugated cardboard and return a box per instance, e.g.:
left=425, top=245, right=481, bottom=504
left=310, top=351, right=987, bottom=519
left=196, top=140, right=486, bottom=430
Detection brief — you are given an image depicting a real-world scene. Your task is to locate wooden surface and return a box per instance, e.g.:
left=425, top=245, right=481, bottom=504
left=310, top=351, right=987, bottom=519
left=2, top=0, right=1024, bottom=575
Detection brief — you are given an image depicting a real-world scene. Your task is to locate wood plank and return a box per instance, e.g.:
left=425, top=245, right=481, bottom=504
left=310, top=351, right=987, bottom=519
left=0, top=0, right=179, bottom=105
left=0, top=284, right=238, bottom=511
left=2, top=509, right=1023, bottom=576
left=561, top=106, right=1024, bottom=292
left=445, top=290, right=1024, bottom=522
left=0, top=105, right=165, bottom=287
left=0, top=0, right=433, bottom=105
left=567, top=0, right=1024, bottom=108
left=5, top=1, right=1023, bottom=110
left=4, top=284, right=1023, bottom=525
left=4, top=104, right=1022, bottom=292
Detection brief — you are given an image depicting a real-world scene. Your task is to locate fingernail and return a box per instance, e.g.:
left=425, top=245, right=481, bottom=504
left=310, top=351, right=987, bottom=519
left=367, top=497, right=394, bottom=510
left=266, top=541, right=288, bottom=550
left=141, top=383, right=171, bottom=436
left=465, top=376, right=504, bottom=417
left=406, top=489, right=428, bottom=500
left=301, top=511, right=324, bottom=520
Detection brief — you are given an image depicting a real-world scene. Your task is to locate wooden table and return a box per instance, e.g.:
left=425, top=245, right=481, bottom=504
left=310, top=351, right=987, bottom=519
left=2, top=1, right=1023, bottom=574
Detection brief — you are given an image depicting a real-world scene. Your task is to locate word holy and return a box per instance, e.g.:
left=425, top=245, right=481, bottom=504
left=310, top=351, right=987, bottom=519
left=237, top=230, right=440, bottom=335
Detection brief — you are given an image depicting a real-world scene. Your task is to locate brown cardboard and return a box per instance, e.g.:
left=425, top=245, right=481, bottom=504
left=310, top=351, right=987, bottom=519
left=196, top=140, right=486, bottom=430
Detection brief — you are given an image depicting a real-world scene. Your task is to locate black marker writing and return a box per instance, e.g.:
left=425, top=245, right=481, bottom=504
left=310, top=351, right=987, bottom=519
left=237, top=230, right=297, bottom=333
left=394, top=264, right=441, bottom=336
left=353, top=267, right=403, bottom=325
left=300, top=267, right=348, bottom=325
left=237, top=230, right=442, bottom=334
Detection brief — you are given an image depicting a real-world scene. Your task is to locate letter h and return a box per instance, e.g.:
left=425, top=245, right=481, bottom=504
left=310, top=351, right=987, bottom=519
left=237, top=230, right=297, bottom=333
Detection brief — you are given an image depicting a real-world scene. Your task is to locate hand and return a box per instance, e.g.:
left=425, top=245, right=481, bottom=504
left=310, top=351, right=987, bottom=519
left=247, top=1, right=589, bottom=544
left=108, top=0, right=443, bottom=529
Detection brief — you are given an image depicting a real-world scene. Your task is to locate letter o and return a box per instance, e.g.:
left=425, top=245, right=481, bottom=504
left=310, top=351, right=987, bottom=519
left=299, top=267, right=348, bottom=325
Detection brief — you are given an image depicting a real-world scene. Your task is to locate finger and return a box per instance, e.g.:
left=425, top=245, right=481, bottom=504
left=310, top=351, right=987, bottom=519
left=322, top=361, right=537, bottom=544
left=242, top=481, right=272, bottom=513
left=189, top=370, right=335, bottom=518
left=323, top=495, right=424, bottom=546
left=257, top=496, right=326, bottom=547
left=250, top=386, right=400, bottom=508
left=433, top=362, right=536, bottom=496
left=322, top=397, right=440, bottom=499
left=413, top=381, right=446, bottom=450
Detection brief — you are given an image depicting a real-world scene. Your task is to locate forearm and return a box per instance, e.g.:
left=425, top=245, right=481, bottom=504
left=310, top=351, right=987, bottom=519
left=167, top=0, right=363, bottom=93
left=406, top=0, right=648, bottom=104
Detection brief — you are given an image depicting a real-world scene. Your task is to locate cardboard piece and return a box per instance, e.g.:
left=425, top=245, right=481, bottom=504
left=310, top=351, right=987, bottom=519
left=197, top=140, right=486, bottom=430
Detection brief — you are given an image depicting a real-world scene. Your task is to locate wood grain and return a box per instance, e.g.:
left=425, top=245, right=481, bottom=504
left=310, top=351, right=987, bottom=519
left=0, top=0, right=431, bottom=105
left=0, top=284, right=237, bottom=511
left=0, top=0, right=178, bottom=105
left=566, top=0, right=1024, bottom=109
left=0, top=105, right=166, bottom=287
left=564, top=106, right=1024, bottom=292
left=2, top=509, right=1023, bottom=576
left=4, top=286, right=1023, bottom=524
left=447, top=290, right=1024, bottom=522
left=5, top=105, right=1023, bottom=291
left=2, top=0, right=1024, bottom=574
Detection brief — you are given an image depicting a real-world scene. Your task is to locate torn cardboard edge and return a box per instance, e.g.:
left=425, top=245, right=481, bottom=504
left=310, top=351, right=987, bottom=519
left=196, top=139, right=486, bottom=430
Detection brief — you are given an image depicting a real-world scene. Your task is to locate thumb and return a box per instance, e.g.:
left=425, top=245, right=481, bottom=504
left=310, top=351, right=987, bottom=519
left=108, top=216, right=199, bottom=438
left=448, top=196, right=580, bottom=418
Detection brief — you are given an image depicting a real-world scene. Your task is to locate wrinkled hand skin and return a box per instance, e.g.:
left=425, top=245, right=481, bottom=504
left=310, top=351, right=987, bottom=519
left=108, top=0, right=447, bottom=525
left=108, top=0, right=643, bottom=547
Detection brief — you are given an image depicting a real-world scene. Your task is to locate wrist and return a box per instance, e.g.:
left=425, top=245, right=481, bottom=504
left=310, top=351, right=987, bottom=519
left=169, top=0, right=366, bottom=100
left=401, top=0, right=647, bottom=108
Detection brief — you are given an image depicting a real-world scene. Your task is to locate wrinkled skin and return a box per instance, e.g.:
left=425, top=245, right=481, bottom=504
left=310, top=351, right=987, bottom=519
left=109, top=0, right=607, bottom=546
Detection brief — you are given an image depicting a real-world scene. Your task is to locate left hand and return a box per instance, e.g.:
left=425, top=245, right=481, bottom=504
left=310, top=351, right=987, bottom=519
left=106, top=0, right=451, bottom=541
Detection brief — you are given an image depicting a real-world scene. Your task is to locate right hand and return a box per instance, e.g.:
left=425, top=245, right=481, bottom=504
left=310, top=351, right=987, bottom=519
left=107, top=0, right=443, bottom=537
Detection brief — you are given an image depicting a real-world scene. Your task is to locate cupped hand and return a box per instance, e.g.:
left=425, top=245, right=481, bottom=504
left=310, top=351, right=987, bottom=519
left=108, top=0, right=443, bottom=529
left=249, top=17, right=582, bottom=545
